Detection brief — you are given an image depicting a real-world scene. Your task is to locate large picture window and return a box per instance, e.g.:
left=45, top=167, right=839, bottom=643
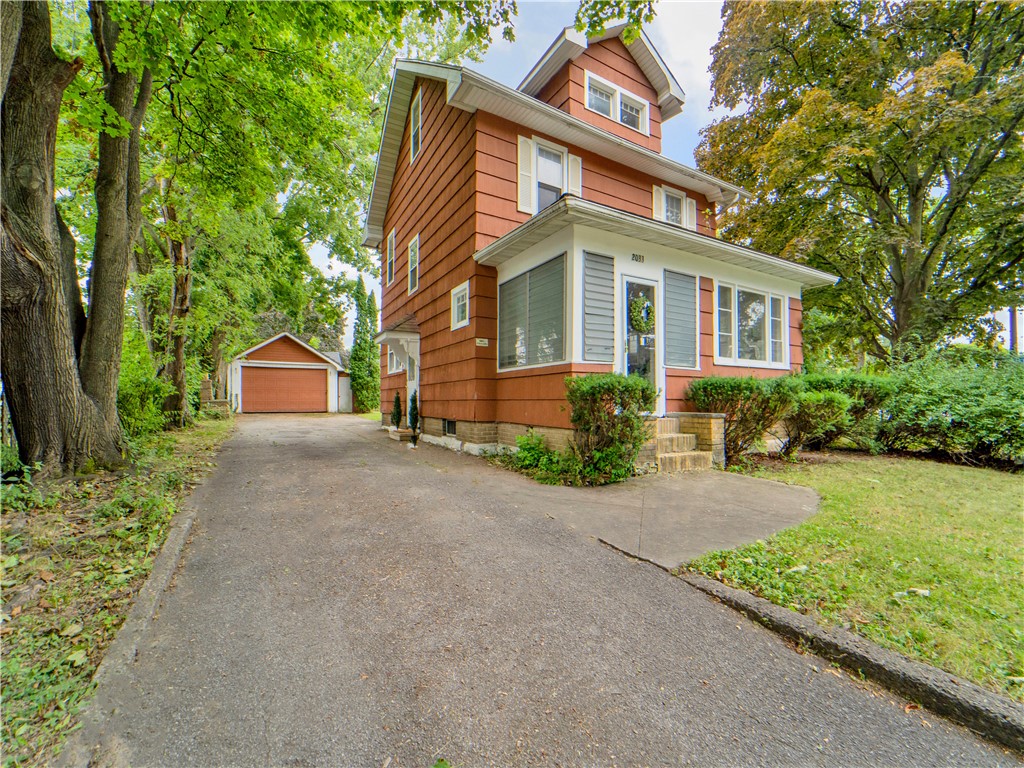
left=716, top=282, right=787, bottom=365
left=498, top=254, right=565, bottom=369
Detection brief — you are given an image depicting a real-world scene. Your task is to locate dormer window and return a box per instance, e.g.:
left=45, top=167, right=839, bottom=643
left=584, top=71, right=649, bottom=135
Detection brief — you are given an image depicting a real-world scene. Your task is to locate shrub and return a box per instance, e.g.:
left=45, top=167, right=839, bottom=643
left=565, top=373, right=656, bottom=485
left=408, top=391, right=419, bottom=445
left=118, top=327, right=175, bottom=439
left=778, top=390, right=853, bottom=457
left=505, top=430, right=578, bottom=485
left=688, top=376, right=801, bottom=463
left=391, top=392, right=402, bottom=429
left=800, top=372, right=894, bottom=449
left=879, top=347, right=1024, bottom=466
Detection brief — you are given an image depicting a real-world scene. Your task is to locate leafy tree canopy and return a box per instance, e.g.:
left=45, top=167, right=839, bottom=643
left=697, top=1, right=1024, bottom=360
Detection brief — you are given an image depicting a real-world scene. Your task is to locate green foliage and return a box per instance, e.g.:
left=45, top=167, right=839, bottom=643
left=879, top=347, right=1024, bottom=465
left=698, top=2, right=1024, bottom=359
left=391, top=392, right=403, bottom=429
left=348, top=277, right=381, bottom=413
left=800, top=372, right=894, bottom=450
left=688, top=454, right=1023, bottom=699
left=2, top=444, right=23, bottom=476
left=503, top=431, right=581, bottom=486
left=688, top=376, right=801, bottom=464
left=408, top=391, right=420, bottom=445
left=779, top=391, right=853, bottom=457
left=117, top=325, right=175, bottom=439
left=565, top=373, right=656, bottom=485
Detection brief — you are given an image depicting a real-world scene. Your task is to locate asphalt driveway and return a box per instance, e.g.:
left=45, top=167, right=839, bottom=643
left=72, top=415, right=1011, bottom=766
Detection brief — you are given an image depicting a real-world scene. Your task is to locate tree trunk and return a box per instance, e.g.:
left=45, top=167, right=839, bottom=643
left=0, top=1, right=121, bottom=476
left=159, top=203, right=193, bottom=426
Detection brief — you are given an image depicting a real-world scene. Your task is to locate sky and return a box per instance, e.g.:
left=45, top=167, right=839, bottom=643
left=323, top=0, right=729, bottom=345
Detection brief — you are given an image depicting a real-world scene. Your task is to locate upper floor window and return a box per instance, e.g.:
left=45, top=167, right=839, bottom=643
left=517, top=136, right=582, bottom=215
left=584, top=71, right=649, bottom=135
left=409, top=88, right=422, bottom=163
left=385, top=229, right=395, bottom=285
left=408, top=235, right=419, bottom=294
left=716, top=282, right=787, bottom=366
left=654, top=185, right=698, bottom=230
left=451, top=280, right=470, bottom=330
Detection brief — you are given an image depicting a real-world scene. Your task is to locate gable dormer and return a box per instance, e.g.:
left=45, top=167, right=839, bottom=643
left=518, top=25, right=685, bottom=154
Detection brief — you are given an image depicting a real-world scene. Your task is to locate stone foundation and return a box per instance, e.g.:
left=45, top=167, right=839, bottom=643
left=496, top=423, right=573, bottom=452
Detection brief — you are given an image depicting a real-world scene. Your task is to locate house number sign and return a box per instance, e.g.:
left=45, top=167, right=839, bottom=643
left=631, top=253, right=645, bottom=263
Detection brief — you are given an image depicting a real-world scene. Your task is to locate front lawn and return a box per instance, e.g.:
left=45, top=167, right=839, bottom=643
left=1, top=416, right=234, bottom=767
left=355, top=410, right=381, bottom=422
left=687, top=453, right=1023, bottom=701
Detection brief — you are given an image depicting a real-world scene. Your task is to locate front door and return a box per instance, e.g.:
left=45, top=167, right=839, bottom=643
left=624, top=278, right=657, bottom=389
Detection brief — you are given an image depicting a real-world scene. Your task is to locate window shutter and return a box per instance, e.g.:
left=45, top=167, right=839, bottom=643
left=568, top=154, right=583, bottom=197
left=652, top=186, right=664, bottom=221
left=517, top=136, right=535, bottom=214
left=664, top=270, right=697, bottom=368
left=583, top=252, right=615, bottom=362
left=684, top=197, right=698, bottom=230
left=526, top=254, right=565, bottom=364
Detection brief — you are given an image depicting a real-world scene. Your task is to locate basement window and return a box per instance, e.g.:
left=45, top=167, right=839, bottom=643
left=443, top=419, right=457, bottom=437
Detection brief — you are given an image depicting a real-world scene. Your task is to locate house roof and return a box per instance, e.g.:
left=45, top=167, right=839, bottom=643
left=518, top=24, right=686, bottom=120
left=362, top=59, right=749, bottom=248
left=473, top=196, right=839, bottom=288
left=233, top=332, right=344, bottom=370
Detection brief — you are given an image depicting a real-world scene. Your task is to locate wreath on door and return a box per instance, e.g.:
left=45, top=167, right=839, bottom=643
left=629, top=296, right=655, bottom=333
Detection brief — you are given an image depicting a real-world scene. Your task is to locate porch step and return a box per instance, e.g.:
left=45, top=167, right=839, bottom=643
left=657, top=433, right=697, bottom=453
left=658, top=450, right=714, bottom=473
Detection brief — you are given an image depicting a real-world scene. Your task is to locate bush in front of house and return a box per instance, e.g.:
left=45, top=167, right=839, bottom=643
left=778, top=390, right=853, bottom=457
left=688, top=375, right=802, bottom=463
left=565, top=373, right=657, bottom=485
left=391, top=392, right=402, bottom=428
left=879, top=347, right=1024, bottom=465
left=800, top=372, right=894, bottom=450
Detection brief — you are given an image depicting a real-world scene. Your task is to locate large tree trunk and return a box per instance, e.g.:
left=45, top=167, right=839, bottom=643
left=161, top=208, right=193, bottom=426
left=0, top=1, right=120, bottom=476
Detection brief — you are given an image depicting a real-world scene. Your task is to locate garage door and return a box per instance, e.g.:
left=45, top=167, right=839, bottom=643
left=241, top=367, right=327, bottom=413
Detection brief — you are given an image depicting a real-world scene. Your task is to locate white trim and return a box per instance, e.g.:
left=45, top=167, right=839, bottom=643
left=620, top=273, right=664, bottom=414
left=239, top=361, right=335, bottom=370
left=407, top=234, right=419, bottom=294
left=584, top=71, right=649, bottom=136
left=232, top=332, right=342, bottom=370
left=712, top=280, right=791, bottom=370
left=385, top=229, right=396, bottom=285
left=450, top=280, right=470, bottom=330
left=409, top=87, right=422, bottom=164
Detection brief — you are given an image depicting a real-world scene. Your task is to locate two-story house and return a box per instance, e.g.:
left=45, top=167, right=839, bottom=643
left=366, top=25, right=836, bottom=458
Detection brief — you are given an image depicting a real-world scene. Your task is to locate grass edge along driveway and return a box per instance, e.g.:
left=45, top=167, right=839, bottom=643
left=688, top=453, right=1023, bottom=702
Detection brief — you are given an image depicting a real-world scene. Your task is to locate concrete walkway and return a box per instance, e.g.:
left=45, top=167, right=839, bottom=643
left=74, top=415, right=1010, bottom=767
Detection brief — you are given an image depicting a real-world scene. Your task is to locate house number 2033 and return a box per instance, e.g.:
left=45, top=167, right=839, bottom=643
left=631, top=253, right=645, bottom=263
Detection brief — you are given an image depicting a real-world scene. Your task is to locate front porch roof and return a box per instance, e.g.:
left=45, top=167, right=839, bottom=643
left=374, top=314, right=420, bottom=346
left=473, top=196, right=839, bottom=288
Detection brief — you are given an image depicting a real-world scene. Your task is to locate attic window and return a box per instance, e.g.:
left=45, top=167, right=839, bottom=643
left=584, top=71, right=649, bottom=135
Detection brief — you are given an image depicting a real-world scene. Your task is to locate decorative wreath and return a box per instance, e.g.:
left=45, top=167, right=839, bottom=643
left=629, top=296, right=655, bottom=334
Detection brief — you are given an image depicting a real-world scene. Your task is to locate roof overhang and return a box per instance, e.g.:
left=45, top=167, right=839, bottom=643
left=233, top=332, right=342, bottom=370
left=518, top=24, right=685, bottom=120
left=362, top=60, right=748, bottom=249
left=474, top=197, right=839, bottom=289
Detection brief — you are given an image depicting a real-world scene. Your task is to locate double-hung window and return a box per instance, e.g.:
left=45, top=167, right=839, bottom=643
left=450, top=280, right=470, bottom=330
left=516, top=137, right=582, bottom=215
left=584, top=72, right=649, bottom=135
left=409, top=89, right=422, bottom=163
left=654, top=185, right=697, bottom=230
left=498, top=254, right=565, bottom=369
left=716, top=282, right=787, bottom=366
left=407, top=235, right=419, bottom=294
left=385, top=229, right=395, bottom=285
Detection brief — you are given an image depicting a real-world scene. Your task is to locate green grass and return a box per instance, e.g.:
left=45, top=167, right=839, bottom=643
left=0, top=416, right=234, bottom=767
left=355, top=410, right=382, bottom=422
left=688, top=453, right=1024, bottom=701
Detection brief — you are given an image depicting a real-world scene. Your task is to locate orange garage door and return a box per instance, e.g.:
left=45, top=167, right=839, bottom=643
left=241, top=367, right=327, bottom=413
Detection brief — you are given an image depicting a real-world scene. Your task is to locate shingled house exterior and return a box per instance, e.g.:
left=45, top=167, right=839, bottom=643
left=366, top=25, right=836, bottom=461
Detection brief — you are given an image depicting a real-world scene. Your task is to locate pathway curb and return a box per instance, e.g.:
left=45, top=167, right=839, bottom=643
left=58, top=501, right=200, bottom=768
left=678, top=571, right=1024, bottom=754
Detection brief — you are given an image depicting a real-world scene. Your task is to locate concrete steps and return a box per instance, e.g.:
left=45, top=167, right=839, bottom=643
left=643, top=416, right=714, bottom=473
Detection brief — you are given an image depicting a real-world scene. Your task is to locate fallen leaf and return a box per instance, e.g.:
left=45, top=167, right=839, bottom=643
left=39, top=570, right=55, bottom=582
left=60, top=622, right=83, bottom=637
left=11, top=606, right=21, bottom=617
left=66, top=649, right=88, bottom=666
left=904, top=703, right=920, bottom=713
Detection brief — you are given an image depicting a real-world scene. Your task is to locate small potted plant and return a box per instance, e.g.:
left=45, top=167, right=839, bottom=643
left=408, top=391, right=420, bottom=447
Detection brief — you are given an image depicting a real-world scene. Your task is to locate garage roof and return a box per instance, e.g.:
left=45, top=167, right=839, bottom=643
left=235, top=332, right=343, bottom=371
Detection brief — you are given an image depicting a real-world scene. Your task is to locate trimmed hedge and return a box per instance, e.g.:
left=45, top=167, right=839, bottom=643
left=779, top=390, right=852, bottom=457
left=800, top=372, right=894, bottom=450
left=688, top=376, right=801, bottom=463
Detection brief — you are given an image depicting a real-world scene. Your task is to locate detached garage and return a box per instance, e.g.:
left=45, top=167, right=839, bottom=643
left=227, top=333, right=351, bottom=414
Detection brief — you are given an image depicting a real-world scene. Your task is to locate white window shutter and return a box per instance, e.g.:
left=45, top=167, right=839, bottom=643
left=517, top=136, right=536, bottom=214
left=652, top=185, right=664, bottom=221
left=685, top=196, right=698, bottom=230
left=568, top=154, right=583, bottom=197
